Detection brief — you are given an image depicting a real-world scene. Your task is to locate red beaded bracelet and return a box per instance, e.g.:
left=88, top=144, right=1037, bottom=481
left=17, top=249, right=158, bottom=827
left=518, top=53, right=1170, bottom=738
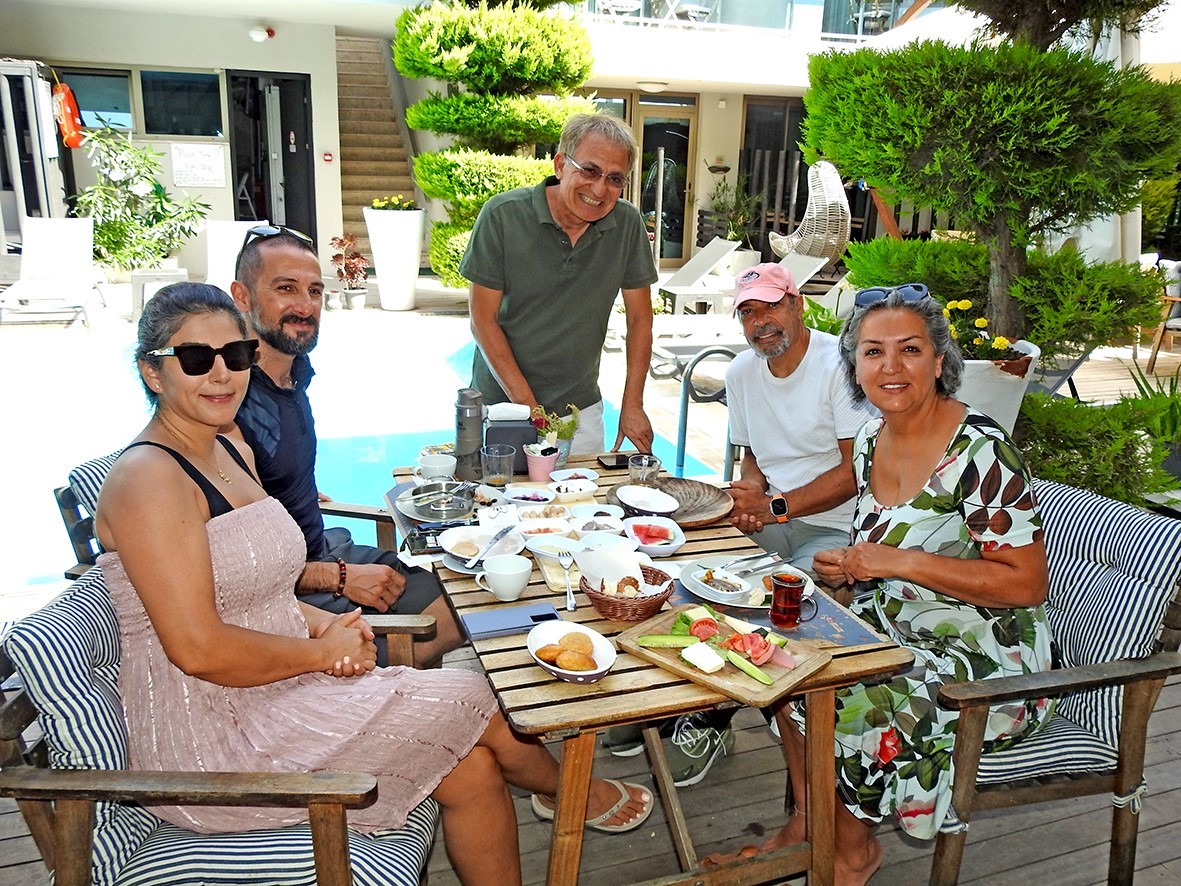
left=333, top=558, right=347, bottom=597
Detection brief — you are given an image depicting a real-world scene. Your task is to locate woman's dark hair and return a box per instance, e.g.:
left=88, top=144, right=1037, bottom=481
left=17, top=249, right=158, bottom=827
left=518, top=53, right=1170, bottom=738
left=837, top=288, right=964, bottom=402
left=135, top=282, right=247, bottom=407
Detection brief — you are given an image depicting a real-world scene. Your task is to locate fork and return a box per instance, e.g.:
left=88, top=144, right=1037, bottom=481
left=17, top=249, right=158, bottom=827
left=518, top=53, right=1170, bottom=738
left=410, top=481, right=475, bottom=508
left=733, top=553, right=783, bottom=577
left=558, top=551, right=576, bottom=611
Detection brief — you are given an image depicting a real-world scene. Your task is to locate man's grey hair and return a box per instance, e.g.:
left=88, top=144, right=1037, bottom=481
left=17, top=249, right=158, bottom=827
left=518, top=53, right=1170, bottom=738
left=837, top=289, right=965, bottom=402
left=558, top=113, right=637, bottom=169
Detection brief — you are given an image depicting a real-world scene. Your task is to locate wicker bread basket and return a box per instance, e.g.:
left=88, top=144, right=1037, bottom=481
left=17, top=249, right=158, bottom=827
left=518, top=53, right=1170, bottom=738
left=580, top=565, right=674, bottom=621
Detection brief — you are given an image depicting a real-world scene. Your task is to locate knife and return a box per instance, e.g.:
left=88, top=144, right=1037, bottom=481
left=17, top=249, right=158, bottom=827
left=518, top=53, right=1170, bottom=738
left=466, top=525, right=515, bottom=569
left=733, top=554, right=783, bottom=577
left=721, top=550, right=778, bottom=570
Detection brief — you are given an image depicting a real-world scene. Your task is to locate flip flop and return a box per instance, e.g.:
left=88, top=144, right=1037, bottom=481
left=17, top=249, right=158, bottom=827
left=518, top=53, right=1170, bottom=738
left=531, top=778, right=654, bottom=834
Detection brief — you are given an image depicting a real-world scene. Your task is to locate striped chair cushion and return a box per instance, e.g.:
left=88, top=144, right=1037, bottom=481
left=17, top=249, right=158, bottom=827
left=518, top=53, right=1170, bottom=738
left=4, top=569, right=438, bottom=886
left=1020, top=480, right=1181, bottom=753
left=976, top=711, right=1120, bottom=784
left=68, top=450, right=123, bottom=516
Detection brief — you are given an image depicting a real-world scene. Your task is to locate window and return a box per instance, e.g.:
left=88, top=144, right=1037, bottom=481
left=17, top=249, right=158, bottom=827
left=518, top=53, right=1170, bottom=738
left=141, top=71, right=222, bottom=137
left=66, top=71, right=133, bottom=129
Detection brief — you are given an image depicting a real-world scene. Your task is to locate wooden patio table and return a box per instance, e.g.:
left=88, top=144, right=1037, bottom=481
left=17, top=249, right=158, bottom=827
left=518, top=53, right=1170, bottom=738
left=390, top=455, right=913, bottom=885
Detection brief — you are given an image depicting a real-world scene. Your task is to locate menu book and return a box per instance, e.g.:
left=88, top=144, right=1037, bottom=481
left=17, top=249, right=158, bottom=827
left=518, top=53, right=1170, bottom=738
left=460, top=603, right=562, bottom=641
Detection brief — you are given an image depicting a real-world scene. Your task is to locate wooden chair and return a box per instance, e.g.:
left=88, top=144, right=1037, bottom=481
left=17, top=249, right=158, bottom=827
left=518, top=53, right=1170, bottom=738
left=59, top=451, right=398, bottom=579
left=0, top=568, right=437, bottom=886
left=768, top=160, right=851, bottom=270
left=1146, top=259, right=1181, bottom=374
left=930, top=479, right=1181, bottom=886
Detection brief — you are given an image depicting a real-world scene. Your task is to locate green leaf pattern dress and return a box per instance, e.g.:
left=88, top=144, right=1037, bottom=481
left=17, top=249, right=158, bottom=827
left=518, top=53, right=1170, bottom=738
left=795, top=408, right=1055, bottom=840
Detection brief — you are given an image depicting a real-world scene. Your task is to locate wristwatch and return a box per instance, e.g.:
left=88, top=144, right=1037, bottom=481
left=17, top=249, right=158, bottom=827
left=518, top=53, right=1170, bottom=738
left=769, top=493, right=790, bottom=524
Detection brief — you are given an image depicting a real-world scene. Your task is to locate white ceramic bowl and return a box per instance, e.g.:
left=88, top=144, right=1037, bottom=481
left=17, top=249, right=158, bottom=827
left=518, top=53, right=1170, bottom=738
left=549, top=467, right=600, bottom=483
left=570, top=503, right=625, bottom=522
left=524, top=534, right=585, bottom=562
left=622, top=516, right=686, bottom=557
left=547, top=478, right=600, bottom=503
left=515, top=503, right=571, bottom=521
left=615, top=484, right=679, bottom=517
left=570, top=514, right=625, bottom=539
left=526, top=621, right=616, bottom=684
left=437, top=526, right=525, bottom=564
left=579, top=531, right=640, bottom=552
left=516, top=518, right=574, bottom=540
left=503, top=485, right=558, bottom=506
left=685, top=565, right=753, bottom=603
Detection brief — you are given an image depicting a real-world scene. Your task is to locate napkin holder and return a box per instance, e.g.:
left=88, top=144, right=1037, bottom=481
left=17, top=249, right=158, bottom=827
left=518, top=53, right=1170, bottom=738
left=483, top=419, right=535, bottom=473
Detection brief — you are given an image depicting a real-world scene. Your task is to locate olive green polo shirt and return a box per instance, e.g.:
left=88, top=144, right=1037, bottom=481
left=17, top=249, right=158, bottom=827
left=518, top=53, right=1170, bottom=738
left=459, top=177, right=658, bottom=413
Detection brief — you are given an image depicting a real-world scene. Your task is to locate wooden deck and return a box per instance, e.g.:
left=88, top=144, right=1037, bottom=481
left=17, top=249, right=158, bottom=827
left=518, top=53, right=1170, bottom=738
left=3, top=345, right=1180, bottom=885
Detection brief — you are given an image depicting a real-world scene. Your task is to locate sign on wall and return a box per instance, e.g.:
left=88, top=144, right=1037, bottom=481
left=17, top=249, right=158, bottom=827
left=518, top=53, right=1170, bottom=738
left=171, top=143, right=226, bottom=189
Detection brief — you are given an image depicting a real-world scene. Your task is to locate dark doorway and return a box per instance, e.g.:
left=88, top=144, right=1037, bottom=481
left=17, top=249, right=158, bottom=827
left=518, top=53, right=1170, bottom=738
left=227, top=71, right=316, bottom=244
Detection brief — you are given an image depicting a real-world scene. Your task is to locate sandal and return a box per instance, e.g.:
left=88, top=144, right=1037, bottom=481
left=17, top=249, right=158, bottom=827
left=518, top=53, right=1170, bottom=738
left=531, top=778, right=654, bottom=834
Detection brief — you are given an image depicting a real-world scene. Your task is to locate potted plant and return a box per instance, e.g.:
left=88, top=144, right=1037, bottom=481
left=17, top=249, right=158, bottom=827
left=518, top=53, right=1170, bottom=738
left=363, top=194, right=425, bottom=311
left=1121, top=363, right=1181, bottom=481
left=73, top=125, right=209, bottom=277
left=700, top=175, right=762, bottom=275
left=329, top=234, right=370, bottom=310
left=530, top=404, right=580, bottom=469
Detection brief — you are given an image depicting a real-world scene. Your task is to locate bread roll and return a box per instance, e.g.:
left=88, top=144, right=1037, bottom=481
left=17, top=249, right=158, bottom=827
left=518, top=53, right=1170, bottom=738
left=558, top=632, right=593, bottom=655
left=556, top=650, right=597, bottom=671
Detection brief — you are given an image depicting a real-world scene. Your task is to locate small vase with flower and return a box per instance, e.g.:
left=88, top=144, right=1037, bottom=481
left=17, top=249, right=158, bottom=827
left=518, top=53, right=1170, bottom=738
left=530, top=404, right=580, bottom=468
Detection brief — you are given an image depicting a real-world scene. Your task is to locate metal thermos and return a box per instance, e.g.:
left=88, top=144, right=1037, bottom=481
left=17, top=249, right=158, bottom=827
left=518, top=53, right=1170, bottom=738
left=454, top=388, right=485, bottom=482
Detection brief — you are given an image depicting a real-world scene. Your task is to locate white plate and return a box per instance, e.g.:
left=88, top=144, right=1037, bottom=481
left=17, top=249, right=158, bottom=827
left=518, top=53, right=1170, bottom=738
left=503, top=485, right=558, bottom=506
left=437, top=526, right=525, bottom=566
left=525, top=534, right=586, bottom=561
left=547, top=479, right=600, bottom=502
left=440, top=553, right=482, bottom=576
left=570, top=503, right=624, bottom=522
left=680, top=556, right=814, bottom=609
left=471, top=484, right=507, bottom=508
left=515, top=503, right=571, bottom=521
left=622, top=515, right=686, bottom=557
left=549, top=467, right=600, bottom=483
left=517, top=518, right=574, bottom=539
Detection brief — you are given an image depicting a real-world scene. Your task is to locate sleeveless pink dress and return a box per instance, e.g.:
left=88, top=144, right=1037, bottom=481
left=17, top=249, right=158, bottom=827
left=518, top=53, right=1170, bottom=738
left=101, top=497, right=495, bottom=834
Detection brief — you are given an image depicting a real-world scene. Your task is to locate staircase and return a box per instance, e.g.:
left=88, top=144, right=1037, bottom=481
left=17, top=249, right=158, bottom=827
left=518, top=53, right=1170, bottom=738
left=334, top=35, right=415, bottom=259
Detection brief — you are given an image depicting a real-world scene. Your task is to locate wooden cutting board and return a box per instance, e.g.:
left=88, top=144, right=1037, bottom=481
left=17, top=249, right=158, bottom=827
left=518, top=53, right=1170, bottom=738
left=606, top=477, right=733, bottom=528
left=616, top=604, right=831, bottom=707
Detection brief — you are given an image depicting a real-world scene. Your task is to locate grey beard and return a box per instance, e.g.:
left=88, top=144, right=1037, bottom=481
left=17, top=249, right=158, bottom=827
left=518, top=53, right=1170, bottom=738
left=253, top=312, right=319, bottom=357
left=748, top=325, right=789, bottom=360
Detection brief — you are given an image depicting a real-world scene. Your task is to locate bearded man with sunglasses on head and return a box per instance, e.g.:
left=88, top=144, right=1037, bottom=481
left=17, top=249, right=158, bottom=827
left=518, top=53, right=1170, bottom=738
left=224, top=227, right=463, bottom=666
left=460, top=113, right=659, bottom=454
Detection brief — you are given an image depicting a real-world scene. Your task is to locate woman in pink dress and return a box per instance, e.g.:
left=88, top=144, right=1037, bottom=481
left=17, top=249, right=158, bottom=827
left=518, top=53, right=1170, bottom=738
left=95, top=283, right=653, bottom=885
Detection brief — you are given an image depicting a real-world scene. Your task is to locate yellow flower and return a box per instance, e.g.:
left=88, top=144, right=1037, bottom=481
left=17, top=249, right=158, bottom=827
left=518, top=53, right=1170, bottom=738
left=957, top=300, right=973, bottom=310
left=972, top=337, right=984, bottom=346
left=992, top=335, right=1011, bottom=350
left=942, top=308, right=951, bottom=318
left=974, top=317, right=989, bottom=329
left=950, top=326, right=958, bottom=339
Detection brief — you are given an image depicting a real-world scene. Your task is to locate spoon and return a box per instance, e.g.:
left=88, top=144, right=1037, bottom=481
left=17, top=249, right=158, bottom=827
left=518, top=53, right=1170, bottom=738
left=557, top=551, right=576, bottom=611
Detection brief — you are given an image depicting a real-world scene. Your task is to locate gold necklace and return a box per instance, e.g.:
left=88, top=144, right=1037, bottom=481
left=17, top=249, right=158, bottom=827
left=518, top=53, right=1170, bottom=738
left=156, top=416, right=233, bottom=485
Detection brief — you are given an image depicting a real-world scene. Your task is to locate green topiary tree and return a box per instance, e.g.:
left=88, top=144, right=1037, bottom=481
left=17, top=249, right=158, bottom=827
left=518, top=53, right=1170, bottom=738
left=804, top=38, right=1181, bottom=338
left=393, top=1, right=594, bottom=284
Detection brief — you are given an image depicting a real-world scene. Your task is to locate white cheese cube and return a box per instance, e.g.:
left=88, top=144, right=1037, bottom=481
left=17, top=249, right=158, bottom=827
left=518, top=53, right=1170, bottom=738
left=681, top=642, right=726, bottom=674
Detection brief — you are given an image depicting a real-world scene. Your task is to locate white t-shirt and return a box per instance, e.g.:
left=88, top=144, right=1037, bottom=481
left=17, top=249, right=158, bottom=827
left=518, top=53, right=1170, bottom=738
left=725, top=331, right=878, bottom=531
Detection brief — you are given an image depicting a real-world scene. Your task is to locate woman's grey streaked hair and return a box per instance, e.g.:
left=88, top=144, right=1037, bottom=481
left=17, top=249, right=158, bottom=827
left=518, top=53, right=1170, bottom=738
left=135, top=282, right=247, bottom=407
left=837, top=289, right=964, bottom=402
left=558, top=113, right=638, bottom=169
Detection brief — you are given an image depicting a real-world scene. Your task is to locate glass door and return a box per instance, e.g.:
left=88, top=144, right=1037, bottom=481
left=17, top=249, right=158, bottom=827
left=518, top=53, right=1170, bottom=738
left=636, top=96, right=697, bottom=267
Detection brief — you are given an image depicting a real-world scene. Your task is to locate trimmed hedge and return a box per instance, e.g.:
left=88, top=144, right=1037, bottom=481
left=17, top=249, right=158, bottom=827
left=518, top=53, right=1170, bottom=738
left=414, top=149, right=553, bottom=227
left=393, top=3, right=591, bottom=95
left=428, top=221, right=473, bottom=289
left=406, top=93, right=597, bottom=153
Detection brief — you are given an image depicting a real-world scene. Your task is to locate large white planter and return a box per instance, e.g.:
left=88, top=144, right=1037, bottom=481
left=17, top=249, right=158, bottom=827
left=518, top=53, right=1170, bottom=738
left=363, top=207, right=425, bottom=312
left=957, top=340, right=1040, bottom=434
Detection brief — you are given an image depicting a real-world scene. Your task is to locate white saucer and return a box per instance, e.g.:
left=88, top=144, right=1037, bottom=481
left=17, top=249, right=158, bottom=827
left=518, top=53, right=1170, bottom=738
left=440, top=553, right=481, bottom=576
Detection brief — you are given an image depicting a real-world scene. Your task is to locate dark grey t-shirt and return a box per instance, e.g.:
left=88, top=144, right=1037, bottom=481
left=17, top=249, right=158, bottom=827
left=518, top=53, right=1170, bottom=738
left=459, top=177, right=657, bottom=413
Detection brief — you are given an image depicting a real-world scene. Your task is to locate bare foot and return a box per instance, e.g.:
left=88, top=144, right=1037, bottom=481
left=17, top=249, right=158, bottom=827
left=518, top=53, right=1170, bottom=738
left=835, top=833, right=882, bottom=886
left=758, top=811, right=806, bottom=852
left=534, top=780, right=650, bottom=828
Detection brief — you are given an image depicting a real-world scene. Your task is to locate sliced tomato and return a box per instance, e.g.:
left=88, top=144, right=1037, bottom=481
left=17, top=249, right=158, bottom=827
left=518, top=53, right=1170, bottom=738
left=688, top=617, right=719, bottom=641
left=720, top=633, right=748, bottom=653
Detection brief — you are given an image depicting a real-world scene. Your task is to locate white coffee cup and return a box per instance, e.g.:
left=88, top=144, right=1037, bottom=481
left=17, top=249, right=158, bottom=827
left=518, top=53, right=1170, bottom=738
left=414, top=454, right=457, bottom=483
left=475, top=554, right=532, bottom=602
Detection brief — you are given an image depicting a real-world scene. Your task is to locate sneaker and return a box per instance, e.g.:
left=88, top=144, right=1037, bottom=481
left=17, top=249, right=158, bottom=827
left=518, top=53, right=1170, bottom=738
left=601, top=723, right=645, bottom=757
left=768, top=714, right=781, bottom=739
left=666, top=713, right=735, bottom=787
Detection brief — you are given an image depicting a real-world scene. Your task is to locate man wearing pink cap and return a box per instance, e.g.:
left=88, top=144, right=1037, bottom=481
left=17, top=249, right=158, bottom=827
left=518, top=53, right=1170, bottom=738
left=725, top=262, right=877, bottom=563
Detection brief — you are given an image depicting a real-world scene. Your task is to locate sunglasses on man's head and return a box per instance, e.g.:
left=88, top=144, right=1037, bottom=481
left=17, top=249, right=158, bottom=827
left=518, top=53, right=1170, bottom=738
left=148, top=339, right=260, bottom=376
left=240, top=224, right=314, bottom=251
left=853, top=282, right=930, bottom=308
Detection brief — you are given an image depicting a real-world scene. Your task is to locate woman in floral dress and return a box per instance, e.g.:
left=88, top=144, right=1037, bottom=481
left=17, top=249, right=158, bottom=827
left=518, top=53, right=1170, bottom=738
left=709, top=284, right=1054, bottom=884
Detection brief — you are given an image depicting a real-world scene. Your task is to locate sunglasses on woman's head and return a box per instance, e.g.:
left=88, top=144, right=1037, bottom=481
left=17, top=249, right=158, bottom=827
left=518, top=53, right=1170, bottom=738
left=148, top=339, right=260, bottom=375
left=853, top=282, right=930, bottom=308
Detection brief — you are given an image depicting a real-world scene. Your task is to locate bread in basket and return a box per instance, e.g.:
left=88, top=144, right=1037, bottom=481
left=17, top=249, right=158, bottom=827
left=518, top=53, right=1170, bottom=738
left=580, top=564, right=674, bottom=621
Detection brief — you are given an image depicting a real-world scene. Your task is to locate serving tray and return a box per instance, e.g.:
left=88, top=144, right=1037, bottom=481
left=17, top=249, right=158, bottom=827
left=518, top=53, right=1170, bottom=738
left=616, top=604, right=831, bottom=707
left=606, top=477, right=733, bottom=528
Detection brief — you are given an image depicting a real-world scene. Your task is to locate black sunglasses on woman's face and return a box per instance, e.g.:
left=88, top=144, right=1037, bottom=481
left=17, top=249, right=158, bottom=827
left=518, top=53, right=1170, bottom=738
left=148, top=339, right=260, bottom=375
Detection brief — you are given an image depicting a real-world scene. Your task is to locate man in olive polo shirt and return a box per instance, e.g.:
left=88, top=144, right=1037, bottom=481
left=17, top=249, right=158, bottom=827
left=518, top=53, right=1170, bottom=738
left=460, top=113, right=658, bottom=454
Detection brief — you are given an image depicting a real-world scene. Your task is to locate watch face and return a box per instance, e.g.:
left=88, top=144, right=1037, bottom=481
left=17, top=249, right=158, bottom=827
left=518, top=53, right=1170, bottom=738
left=770, top=496, right=788, bottom=518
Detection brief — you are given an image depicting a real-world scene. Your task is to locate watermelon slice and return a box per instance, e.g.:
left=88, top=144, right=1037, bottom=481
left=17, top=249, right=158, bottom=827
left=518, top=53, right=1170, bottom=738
left=633, top=523, right=675, bottom=546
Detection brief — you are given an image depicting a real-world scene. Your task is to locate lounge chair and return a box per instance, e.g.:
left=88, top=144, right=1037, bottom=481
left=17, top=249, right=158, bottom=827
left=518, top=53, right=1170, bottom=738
left=0, top=217, right=100, bottom=327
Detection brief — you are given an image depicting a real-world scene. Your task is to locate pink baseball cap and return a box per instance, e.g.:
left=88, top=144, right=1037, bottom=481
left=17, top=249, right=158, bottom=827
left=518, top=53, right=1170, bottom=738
left=732, top=263, right=799, bottom=312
